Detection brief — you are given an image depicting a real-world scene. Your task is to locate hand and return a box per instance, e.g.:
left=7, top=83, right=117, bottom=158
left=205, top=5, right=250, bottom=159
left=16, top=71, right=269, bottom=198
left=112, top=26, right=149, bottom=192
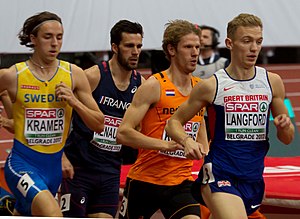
left=62, top=154, right=74, bottom=179
left=184, top=137, right=209, bottom=160
left=0, top=115, right=14, bottom=133
left=0, top=111, right=7, bottom=130
left=163, top=140, right=184, bottom=151
left=274, top=114, right=291, bottom=130
left=55, top=82, right=78, bottom=107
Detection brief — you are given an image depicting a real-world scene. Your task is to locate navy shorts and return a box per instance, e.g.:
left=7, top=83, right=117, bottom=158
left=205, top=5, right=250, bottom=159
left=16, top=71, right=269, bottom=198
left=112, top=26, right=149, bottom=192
left=119, top=178, right=200, bottom=219
left=198, top=162, right=265, bottom=215
left=60, top=167, right=120, bottom=217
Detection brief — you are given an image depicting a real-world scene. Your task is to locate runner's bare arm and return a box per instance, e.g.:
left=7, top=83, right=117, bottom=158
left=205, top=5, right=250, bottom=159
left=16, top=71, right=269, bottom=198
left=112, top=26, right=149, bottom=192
left=117, top=76, right=182, bottom=151
left=59, top=64, right=104, bottom=133
left=269, top=72, right=294, bottom=144
left=195, top=116, right=209, bottom=155
left=62, top=152, right=74, bottom=179
left=166, top=78, right=215, bottom=159
left=84, top=65, right=101, bottom=92
left=0, top=92, right=14, bottom=133
left=0, top=67, right=17, bottom=101
left=166, top=78, right=215, bottom=144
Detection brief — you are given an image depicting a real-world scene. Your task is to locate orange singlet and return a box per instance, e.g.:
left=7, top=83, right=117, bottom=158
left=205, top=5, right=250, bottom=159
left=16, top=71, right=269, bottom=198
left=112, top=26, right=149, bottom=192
left=127, top=71, right=205, bottom=186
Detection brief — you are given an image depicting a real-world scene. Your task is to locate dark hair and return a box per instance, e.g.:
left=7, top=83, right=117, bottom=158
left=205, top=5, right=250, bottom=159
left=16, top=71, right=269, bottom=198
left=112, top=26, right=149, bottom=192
left=199, top=25, right=220, bottom=48
left=18, top=11, right=62, bottom=48
left=110, top=20, right=143, bottom=46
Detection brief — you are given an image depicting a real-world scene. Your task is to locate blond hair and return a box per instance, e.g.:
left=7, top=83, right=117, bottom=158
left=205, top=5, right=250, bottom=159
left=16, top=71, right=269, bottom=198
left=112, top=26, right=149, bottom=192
left=227, top=13, right=262, bottom=39
left=162, top=20, right=201, bottom=60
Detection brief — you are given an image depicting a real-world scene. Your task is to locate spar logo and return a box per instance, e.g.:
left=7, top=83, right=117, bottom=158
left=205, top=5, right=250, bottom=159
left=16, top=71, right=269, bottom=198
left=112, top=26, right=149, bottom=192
left=57, top=109, right=64, bottom=118
left=260, top=102, right=268, bottom=112
left=192, top=123, right=200, bottom=132
left=104, top=115, right=121, bottom=127
left=183, top=121, right=200, bottom=132
left=26, top=108, right=64, bottom=118
left=225, top=102, right=258, bottom=112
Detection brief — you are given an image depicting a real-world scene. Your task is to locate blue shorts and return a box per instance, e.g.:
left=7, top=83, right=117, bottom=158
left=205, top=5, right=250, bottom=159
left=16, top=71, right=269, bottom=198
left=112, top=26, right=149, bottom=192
left=4, top=140, right=63, bottom=216
left=197, top=162, right=265, bottom=215
left=60, top=167, right=120, bottom=217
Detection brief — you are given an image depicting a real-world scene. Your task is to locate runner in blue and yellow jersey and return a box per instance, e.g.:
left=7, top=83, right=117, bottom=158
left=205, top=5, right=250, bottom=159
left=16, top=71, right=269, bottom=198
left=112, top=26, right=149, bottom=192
left=0, top=11, right=104, bottom=216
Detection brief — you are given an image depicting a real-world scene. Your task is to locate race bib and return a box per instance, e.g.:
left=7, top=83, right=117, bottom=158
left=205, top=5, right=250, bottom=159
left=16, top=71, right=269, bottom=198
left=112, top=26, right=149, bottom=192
left=25, top=108, right=65, bottom=145
left=90, top=115, right=122, bottom=152
left=159, top=121, right=200, bottom=158
left=224, top=95, right=269, bottom=141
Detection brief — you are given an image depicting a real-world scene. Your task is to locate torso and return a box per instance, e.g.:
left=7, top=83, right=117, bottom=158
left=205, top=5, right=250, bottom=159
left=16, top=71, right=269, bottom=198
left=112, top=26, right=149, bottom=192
left=128, top=71, right=205, bottom=186
left=13, top=60, right=73, bottom=153
left=207, top=66, right=272, bottom=180
left=65, top=61, right=142, bottom=172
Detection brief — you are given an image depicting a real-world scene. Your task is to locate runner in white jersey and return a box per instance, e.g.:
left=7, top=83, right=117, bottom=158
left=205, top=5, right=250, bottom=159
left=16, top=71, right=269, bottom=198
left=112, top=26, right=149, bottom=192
left=166, top=13, right=294, bottom=219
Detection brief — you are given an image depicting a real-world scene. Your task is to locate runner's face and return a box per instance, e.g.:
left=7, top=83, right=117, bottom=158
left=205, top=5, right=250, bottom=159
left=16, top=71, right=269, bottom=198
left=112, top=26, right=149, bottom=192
left=200, top=29, right=213, bottom=49
left=174, top=33, right=200, bottom=74
left=116, top=32, right=143, bottom=71
left=31, top=21, right=63, bottom=62
left=230, top=26, right=263, bottom=68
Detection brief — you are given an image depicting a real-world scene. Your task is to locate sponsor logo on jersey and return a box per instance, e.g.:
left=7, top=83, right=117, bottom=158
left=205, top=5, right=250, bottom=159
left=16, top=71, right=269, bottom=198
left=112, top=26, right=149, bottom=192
left=223, top=86, right=234, bottom=91
left=99, top=96, right=130, bottom=110
left=21, top=85, right=40, bottom=90
left=131, top=86, right=137, bottom=93
left=162, top=107, right=203, bottom=116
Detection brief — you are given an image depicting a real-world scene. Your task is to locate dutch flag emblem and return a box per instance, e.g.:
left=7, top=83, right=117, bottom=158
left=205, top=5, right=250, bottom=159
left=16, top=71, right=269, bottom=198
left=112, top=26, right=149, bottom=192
left=165, top=89, right=175, bottom=96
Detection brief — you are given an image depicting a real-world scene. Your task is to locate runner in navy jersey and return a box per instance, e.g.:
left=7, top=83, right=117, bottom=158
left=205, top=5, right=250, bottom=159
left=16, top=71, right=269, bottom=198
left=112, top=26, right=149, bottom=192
left=60, top=20, right=144, bottom=218
left=166, top=13, right=294, bottom=219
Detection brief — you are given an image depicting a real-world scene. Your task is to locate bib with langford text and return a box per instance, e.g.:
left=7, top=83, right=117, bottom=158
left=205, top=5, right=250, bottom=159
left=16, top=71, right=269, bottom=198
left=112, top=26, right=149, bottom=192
left=224, top=94, right=269, bottom=141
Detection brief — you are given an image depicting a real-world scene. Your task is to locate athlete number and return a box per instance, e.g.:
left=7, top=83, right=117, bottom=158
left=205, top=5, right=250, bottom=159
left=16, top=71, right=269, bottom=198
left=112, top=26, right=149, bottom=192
left=119, top=196, right=128, bottom=217
left=60, top=194, right=71, bottom=212
left=17, top=173, right=35, bottom=197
